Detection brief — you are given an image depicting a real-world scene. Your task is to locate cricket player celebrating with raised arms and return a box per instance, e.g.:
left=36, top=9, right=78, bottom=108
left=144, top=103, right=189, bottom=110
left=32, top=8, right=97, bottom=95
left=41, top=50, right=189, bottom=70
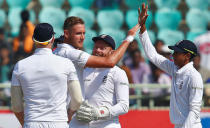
left=53, top=16, right=140, bottom=124
left=138, top=3, right=203, bottom=128
left=11, top=23, right=83, bottom=128
left=73, top=34, right=129, bottom=128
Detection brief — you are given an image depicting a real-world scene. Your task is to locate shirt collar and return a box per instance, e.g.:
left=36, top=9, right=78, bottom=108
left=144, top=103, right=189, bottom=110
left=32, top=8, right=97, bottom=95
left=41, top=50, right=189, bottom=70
left=176, top=62, right=194, bottom=74
left=34, top=48, right=52, bottom=55
left=57, top=43, right=74, bottom=49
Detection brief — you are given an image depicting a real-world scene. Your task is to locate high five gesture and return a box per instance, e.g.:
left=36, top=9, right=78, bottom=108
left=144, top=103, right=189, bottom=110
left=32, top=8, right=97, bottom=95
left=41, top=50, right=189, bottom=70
left=138, top=3, right=149, bottom=33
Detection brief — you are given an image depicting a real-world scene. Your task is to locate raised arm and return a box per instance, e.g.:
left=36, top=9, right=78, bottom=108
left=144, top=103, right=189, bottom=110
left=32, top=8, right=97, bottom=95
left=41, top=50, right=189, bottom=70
left=138, top=3, right=174, bottom=75
left=85, top=24, right=140, bottom=68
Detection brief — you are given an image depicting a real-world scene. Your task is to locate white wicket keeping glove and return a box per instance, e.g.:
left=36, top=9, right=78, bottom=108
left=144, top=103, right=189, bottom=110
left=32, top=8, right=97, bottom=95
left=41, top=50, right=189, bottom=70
left=76, top=101, right=110, bottom=122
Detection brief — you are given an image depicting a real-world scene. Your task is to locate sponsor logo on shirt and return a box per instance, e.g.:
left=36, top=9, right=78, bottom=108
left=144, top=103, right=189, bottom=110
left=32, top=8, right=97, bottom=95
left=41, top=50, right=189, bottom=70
left=102, top=75, right=108, bottom=83
left=179, top=81, right=183, bottom=89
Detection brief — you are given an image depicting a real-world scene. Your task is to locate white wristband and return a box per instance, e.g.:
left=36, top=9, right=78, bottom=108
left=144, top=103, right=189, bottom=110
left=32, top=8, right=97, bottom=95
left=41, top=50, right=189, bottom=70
left=125, top=35, right=134, bottom=43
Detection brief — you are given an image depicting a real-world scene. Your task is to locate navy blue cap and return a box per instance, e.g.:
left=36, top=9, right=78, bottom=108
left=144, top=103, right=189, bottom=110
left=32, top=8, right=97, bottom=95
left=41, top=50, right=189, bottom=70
left=92, top=34, right=115, bottom=50
left=168, top=40, right=197, bottom=56
left=33, top=23, right=55, bottom=43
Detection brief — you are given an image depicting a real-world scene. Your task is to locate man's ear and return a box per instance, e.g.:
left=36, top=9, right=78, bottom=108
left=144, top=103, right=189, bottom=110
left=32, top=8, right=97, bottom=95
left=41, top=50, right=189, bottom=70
left=51, top=36, right=55, bottom=44
left=64, top=30, right=69, bottom=39
left=186, top=53, right=191, bottom=60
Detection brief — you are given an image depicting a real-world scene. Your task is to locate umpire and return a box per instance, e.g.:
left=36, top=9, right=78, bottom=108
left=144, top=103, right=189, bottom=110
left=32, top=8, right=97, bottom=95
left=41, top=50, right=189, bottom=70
left=11, top=23, right=82, bottom=128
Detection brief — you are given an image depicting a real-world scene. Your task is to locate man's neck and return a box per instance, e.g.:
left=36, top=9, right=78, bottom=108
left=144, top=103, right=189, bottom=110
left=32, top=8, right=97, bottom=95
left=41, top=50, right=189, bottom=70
left=36, top=44, right=51, bottom=49
left=194, top=65, right=200, bottom=71
left=178, top=61, right=190, bottom=69
left=63, top=39, right=76, bottom=49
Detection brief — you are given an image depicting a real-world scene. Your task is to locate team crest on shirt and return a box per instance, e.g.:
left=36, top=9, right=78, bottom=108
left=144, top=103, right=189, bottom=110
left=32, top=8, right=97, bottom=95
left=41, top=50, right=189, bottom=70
left=102, top=75, right=108, bottom=83
left=179, top=81, right=183, bottom=89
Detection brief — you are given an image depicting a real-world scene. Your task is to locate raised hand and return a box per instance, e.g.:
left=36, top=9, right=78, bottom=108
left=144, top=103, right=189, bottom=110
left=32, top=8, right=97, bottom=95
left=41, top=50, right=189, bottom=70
left=128, top=24, right=140, bottom=36
left=127, top=24, right=141, bottom=36
left=138, top=3, right=149, bottom=27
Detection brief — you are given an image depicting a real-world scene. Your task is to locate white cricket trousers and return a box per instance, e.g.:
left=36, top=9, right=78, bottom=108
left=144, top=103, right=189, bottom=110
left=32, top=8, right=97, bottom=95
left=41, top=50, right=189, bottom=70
left=24, top=121, right=69, bottom=128
left=88, top=121, right=121, bottom=128
left=174, top=123, right=202, bottom=128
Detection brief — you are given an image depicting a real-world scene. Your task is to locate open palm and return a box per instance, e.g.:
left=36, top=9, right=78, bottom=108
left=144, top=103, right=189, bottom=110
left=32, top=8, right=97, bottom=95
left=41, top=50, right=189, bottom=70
left=138, top=3, right=148, bottom=27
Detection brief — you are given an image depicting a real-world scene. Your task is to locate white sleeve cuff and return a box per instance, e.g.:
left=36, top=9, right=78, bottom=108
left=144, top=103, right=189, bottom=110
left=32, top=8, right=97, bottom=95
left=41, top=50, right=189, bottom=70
left=139, top=30, right=148, bottom=39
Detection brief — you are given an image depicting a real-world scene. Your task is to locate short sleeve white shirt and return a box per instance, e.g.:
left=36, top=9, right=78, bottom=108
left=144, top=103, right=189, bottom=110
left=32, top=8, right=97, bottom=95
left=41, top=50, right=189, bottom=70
left=11, top=48, right=78, bottom=122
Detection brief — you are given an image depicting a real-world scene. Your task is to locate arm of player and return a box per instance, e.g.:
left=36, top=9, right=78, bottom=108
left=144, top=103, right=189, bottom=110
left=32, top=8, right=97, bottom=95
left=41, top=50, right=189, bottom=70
left=68, top=80, right=83, bottom=111
left=67, top=80, right=83, bottom=122
left=108, top=69, right=129, bottom=117
left=11, top=86, right=24, bottom=126
left=138, top=3, right=174, bottom=75
left=11, top=63, right=24, bottom=126
left=85, top=24, right=140, bottom=68
left=62, top=25, right=139, bottom=69
left=183, top=76, right=203, bottom=127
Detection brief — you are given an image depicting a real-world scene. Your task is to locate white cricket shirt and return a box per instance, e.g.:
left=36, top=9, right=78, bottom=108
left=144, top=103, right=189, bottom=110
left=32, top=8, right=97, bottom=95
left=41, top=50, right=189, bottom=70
left=11, top=48, right=78, bottom=122
left=53, top=43, right=90, bottom=98
left=69, top=66, right=129, bottom=128
left=139, top=31, right=203, bottom=127
left=85, top=66, right=129, bottom=126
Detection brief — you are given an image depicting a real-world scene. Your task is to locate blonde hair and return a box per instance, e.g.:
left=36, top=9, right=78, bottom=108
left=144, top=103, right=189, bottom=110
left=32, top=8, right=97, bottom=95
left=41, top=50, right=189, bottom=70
left=63, top=16, right=84, bottom=30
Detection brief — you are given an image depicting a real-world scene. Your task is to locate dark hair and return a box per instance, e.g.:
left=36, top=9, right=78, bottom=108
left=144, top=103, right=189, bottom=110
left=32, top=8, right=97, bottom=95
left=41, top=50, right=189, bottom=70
left=0, top=28, right=4, bottom=35
left=130, top=49, right=141, bottom=58
left=63, top=16, right=84, bottom=30
left=154, top=39, right=165, bottom=46
left=53, top=35, right=64, bottom=48
left=207, top=25, right=210, bottom=31
left=21, top=10, right=30, bottom=23
left=187, top=52, right=196, bottom=61
left=0, top=43, right=9, bottom=50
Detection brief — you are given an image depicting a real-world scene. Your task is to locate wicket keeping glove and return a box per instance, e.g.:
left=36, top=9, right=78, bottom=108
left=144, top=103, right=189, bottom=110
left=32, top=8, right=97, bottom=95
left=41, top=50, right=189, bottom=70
left=76, top=101, right=110, bottom=122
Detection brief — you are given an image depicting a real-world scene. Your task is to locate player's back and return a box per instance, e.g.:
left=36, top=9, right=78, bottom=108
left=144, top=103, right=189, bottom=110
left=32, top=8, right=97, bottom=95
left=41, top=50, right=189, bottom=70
left=15, top=48, right=75, bottom=122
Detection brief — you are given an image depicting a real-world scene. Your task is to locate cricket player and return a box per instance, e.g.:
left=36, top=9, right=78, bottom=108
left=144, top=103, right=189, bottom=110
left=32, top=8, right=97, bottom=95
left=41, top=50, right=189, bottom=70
left=11, top=23, right=83, bottom=128
left=138, top=4, right=203, bottom=128
left=53, top=17, right=139, bottom=122
left=73, top=34, right=129, bottom=128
